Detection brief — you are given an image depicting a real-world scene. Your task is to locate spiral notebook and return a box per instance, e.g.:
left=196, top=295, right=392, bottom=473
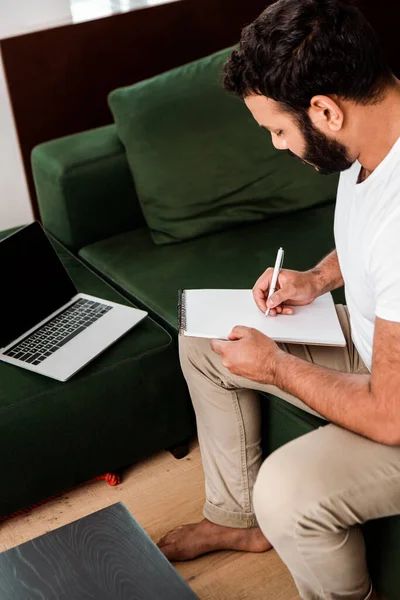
left=178, top=289, right=346, bottom=346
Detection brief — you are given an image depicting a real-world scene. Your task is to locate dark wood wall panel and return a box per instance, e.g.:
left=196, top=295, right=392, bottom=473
left=357, top=0, right=398, bottom=77
left=0, top=0, right=268, bottom=219
left=1, top=0, right=398, bottom=219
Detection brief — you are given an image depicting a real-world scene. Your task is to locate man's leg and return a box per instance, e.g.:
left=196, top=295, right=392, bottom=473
left=158, top=307, right=355, bottom=560
left=157, top=333, right=270, bottom=560
left=253, top=424, right=400, bottom=600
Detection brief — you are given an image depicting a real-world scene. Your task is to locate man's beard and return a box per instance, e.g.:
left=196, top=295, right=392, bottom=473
left=288, top=113, right=354, bottom=175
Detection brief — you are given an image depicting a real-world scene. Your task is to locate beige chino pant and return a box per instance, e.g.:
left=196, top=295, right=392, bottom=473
left=179, top=305, right=400, bottom=600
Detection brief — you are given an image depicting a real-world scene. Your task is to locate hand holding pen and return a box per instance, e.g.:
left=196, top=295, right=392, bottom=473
left=252, top=249, right=321, bottom=316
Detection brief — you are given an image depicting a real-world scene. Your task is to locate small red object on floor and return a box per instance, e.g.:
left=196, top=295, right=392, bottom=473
left=0, top=472, right=122, bottom=524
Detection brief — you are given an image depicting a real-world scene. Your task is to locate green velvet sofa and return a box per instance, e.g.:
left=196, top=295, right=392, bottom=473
left=31, top=48, right=399, bottom=598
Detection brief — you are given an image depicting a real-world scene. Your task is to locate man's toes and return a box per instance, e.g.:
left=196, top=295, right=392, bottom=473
left=158, top=540, right=171, bottom=551
left=159, top=544, right=180, bottom=560
left=158, top=528, right=179, bottom=548
left=158, top=525, right=188, bottom=544
left=157, top=534, right=170, bottom=548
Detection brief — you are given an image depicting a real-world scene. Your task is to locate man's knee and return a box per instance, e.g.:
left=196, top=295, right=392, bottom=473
left=253, top=431, right=335, bottom=539
left=253, top=443, right=300, bottom=538
left=178, top=335, right=220, bottom=382
left=179, top=335, right=227, bottom=381
left=179, top=335, right=209, bottom=367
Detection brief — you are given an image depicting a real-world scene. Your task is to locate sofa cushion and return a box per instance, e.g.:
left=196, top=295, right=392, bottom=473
left=79, top=202, right=344, bottom=332
left=108, top=48, right=339, bottom=245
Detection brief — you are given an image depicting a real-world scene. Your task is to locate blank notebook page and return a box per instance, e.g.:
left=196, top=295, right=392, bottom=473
left=180, top=289, right=346, bottom=346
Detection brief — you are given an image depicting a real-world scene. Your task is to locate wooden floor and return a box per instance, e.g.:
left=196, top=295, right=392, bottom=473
left=0, top=441, right=299, bottom=600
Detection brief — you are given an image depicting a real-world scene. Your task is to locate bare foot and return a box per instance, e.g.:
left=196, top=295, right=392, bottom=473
left=157, top=518, right=272, bottom=561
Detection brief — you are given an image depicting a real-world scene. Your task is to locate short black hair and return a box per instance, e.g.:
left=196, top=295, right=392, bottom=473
left=222, top=0, right=393, bottom=113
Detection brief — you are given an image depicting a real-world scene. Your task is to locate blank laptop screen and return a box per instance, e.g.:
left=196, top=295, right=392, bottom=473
left=0, top=222, right=77, bottom=348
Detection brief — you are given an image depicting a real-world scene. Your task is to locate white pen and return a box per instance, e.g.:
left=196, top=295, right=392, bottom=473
left=265, top=247, right=284, bottom=316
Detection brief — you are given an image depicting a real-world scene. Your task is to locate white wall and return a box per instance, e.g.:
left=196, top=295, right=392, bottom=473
left=0, top=0, right=72, bottom=230
left=0, top=0, right=72, bottom=38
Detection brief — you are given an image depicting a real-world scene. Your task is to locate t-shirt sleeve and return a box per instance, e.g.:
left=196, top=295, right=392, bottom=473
left=369, top=201, right=400, bottom=322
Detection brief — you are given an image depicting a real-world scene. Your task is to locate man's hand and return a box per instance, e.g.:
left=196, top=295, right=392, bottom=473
left=211, top=326, right=282, bottom=383
left=253, top=267, right=322, bottom=316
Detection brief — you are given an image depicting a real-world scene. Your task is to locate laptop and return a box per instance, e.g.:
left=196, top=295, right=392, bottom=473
left=0, top=222, right=147, bottom=382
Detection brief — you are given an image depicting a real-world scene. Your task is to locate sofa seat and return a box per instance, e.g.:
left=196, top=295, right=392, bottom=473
left=79, top=202, right=344, bottom=333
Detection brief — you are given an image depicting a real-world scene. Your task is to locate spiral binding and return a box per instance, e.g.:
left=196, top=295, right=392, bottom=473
left=178, top=289, right=187, bottom=335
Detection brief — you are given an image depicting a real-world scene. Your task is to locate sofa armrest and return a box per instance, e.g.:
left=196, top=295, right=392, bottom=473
left=32, top=124, right=145, bottom=252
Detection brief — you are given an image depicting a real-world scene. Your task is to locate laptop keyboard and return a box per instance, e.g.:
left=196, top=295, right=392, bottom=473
left=4, top=298, right=112, bottom=366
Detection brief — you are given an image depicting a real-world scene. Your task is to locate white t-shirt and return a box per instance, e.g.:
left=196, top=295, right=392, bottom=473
left=334, top=136, right=400, bottom=371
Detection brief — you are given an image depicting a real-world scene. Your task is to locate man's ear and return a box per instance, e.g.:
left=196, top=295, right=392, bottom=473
left=309, top=95, right=344, bottom=132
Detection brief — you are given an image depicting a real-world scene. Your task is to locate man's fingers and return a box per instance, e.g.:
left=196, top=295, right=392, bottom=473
left=267, top=291, right=282, bottom=308
left=267, top=284, right=295, bottom=309
left=228, top=326, right=251, bottom=340
left=252, top=287, right=267, bottom=312
left=274, top=305, right=294, bottom=315
left=254, top=284, right=282, bottom=312
left=211, top=339, right=231, bottom=355
left=210, top=339, right=223, bottom=354
left=253, top=267, right=274, bottom=290
left=267, top=305, right=294, bottom=317
left=253, top=267, right=276, bottom=312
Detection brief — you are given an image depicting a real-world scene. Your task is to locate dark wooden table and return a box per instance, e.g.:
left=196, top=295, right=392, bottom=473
left=0, top=503, right=199, bottom=599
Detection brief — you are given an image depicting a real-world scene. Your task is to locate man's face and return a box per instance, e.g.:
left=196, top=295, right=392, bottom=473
left=244, top=95, right=354, bottom=175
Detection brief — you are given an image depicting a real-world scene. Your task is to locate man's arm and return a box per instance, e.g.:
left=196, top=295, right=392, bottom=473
left=308, top=249, right=344, bottom=295
left=215, top=318, right=400, bottom=445
left=272, top=316, right=400, bottom=445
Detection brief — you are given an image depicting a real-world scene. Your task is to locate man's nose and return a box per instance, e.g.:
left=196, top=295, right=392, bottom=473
left=271, top=134, right=287, bottom=150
